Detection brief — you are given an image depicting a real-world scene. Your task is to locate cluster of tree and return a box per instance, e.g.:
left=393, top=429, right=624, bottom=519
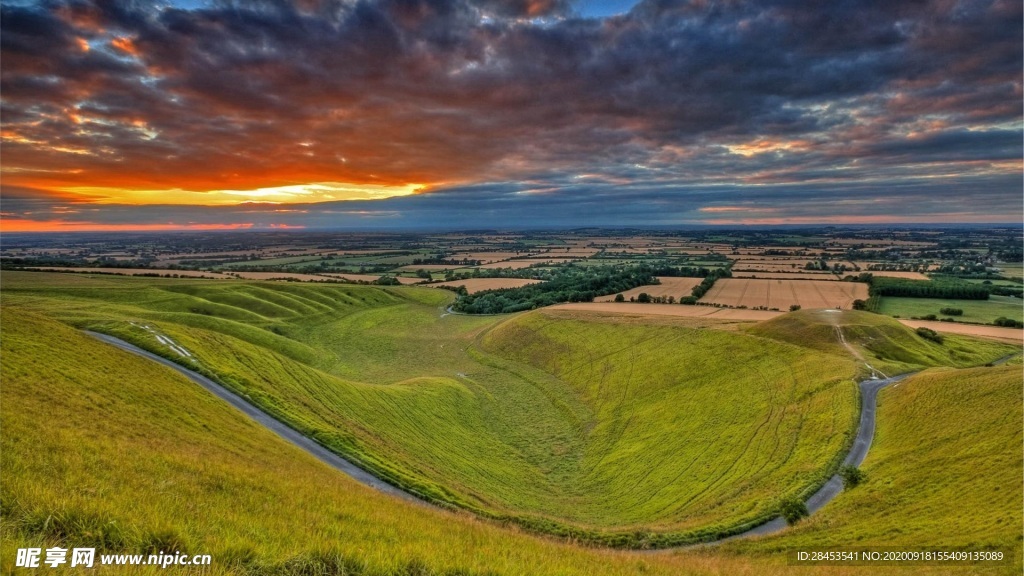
left=690, top=268, right=731, bottom=300
left=646, top=265, right=726, bottom=278
left=870, top=278, right=989, bottom=300
left=295, top=262, right=394, bottom=274
left=451, top=266, right=659, bottom=314
left=372, top=276, right=402, bottom=286
left=842, top=272, right=875, bottom=283
left=933, top=262, right=992, bottom=276
left=993, top=317, right=1024, bottom=328
left=939, top=307, right=964, bottom=316
left=0, top=257, right=156, bottom=269
left=988, top=285, right=1024, bottom=298
left=631, top=293, right=676, bottom=304
left=411, top=257, right=481, bottom=266
left=915, top=327, right=944, bottom=344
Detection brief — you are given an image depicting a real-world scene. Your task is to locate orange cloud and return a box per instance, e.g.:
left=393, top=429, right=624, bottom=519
left=110, top=37, right=140, bottom=57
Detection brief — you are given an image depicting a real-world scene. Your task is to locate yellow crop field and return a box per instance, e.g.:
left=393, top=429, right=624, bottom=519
left=700, top=279, right=869, bottom=309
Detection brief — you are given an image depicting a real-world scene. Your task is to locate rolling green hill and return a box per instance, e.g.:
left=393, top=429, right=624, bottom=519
left=1, top=271, right=1015, bottom=549
left=0, top=311, right=717, bottom=575
left=735, top=365, right=1023, bottom=574
left=747, top=309, right=1014, bottom=376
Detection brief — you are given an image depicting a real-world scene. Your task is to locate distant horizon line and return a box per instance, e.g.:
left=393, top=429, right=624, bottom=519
left=2, top=222, right=1022, bottom=235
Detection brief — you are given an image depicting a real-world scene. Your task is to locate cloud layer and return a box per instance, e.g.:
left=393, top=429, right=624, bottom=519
left=2, top=0, right=1021, bottom=229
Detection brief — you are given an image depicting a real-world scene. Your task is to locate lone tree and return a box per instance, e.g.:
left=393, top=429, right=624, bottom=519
left=614, top=293, right=625, bottom=302
left=779, top=497, right=809, bottom=525
left=636, top=292, right=651, bottom=303
left=839, top=465, right=865, bottom=489
left=789, top=304, right=801, bottom=311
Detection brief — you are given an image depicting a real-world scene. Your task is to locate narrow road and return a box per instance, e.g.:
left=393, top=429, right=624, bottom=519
left=85, top=331, right=426, bottom=505
left=719, top=372, right=910, bottom=541
left=88, top=330, right=910, bottom=546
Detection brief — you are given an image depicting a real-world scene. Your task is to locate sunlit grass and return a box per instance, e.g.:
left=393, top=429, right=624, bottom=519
left=733, top=365, right=1023, bottom=574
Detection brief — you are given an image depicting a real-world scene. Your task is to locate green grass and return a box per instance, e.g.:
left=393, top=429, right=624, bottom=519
left=735, top=365, right=1023, bottom=574
left=957, top=278, right=1023, bottom=287
left=218, top=254, right=327, bottom=268
left=477, top=311, right=861, bottom=540
left=1, top=271, right=1015, bottom=549
left=0, top=271, right=864, bottom=546
left=1, top=310, right=754, bottom=576
left=3, top=273, right=1021, bottom=574
left=877, top=295, right=1023, bottom=324
left=748, top=308, right=1017, bottom=377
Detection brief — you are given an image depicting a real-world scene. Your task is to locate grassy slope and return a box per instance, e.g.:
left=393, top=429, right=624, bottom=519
left=733, top=365, right=1023, bottom=574
left=0, top=311, right=699, bottom=576
left=479, top=311, right=860, bottom=536
left=1, top=272, right=862, bottom=546
left=1, top=272, right=1015, bottom=547
left=3, top=311, right=1013, bottom=576
left=747, top=309, right=1016, bottom=377
left=876, top=295, right=1023, bottom=324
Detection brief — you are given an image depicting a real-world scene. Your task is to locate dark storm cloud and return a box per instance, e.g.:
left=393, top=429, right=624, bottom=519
left=0, top=0, right=1020, bottom=226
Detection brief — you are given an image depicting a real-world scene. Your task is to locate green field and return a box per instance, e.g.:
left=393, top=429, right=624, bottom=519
left=1, top=273, right=1017, bottom=542
left=736, top=365, right=1023, bottom=573
left=877, top=295, right=1023, bottom=324
left=2, top=271, right=1021, bottom=574
left=0, top=272, right=876, bottom=545
left=0, top=311, right=727, bottom=576
left=959, top=278, right=1024, bottom=287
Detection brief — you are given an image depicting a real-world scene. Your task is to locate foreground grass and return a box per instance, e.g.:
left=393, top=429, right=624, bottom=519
left=2, top=311, right=1018, bottom=575
left=4, top=311, right=1019, bottom=569
left=733, top=365, right=1023, bottom=574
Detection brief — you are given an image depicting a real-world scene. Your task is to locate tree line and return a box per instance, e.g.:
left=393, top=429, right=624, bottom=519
left=451, top=265, right=662, bottom=314
left=869, top=277, right=989, bottom=300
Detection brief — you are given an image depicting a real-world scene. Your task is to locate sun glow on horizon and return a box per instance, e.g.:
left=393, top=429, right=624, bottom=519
left=49, top=182, right=425, bottom=206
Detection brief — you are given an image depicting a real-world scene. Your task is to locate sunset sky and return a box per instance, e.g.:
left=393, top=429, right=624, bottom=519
left=1, top=0, right=1021, bottom=231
